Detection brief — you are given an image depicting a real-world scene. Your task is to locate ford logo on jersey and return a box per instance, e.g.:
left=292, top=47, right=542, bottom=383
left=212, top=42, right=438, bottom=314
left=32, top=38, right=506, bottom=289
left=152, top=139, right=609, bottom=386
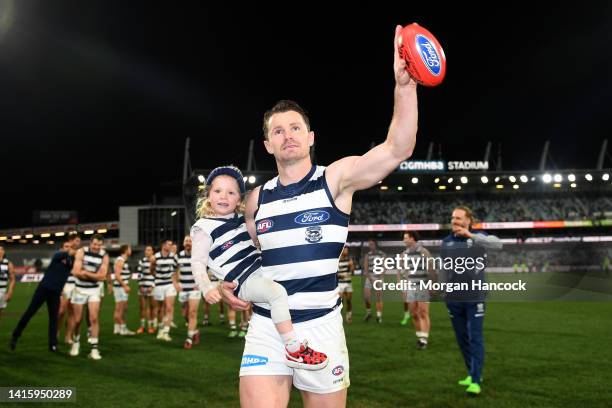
left=240, top=355, right=269, bottom=367
left=416, top=34, right=441, bottom=76
left=256, top=219, right=274, bottom=233
left=295, top=210, right=330, bottom=225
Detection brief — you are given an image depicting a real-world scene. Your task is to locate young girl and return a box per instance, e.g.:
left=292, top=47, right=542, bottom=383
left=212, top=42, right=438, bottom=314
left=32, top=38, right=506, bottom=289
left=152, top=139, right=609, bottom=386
left=190, top=165, right=327, bottom=370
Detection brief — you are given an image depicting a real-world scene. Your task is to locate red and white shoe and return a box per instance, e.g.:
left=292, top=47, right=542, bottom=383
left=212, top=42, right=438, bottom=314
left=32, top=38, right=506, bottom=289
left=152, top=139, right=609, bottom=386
left=285, top=340, right=328, bottom=371
left=183, top=338, right=193, bottom=350
left=193, top=331, right=200, bottom=345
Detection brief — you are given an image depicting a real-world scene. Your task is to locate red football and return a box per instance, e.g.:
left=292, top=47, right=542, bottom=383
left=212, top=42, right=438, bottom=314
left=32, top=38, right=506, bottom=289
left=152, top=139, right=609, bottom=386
left=398, top=23, right=446, bottom=87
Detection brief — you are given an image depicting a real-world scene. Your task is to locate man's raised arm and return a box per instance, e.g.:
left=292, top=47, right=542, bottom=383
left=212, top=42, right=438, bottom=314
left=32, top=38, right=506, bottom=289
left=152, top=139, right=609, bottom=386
left=327, top=25, right=418, bottom=195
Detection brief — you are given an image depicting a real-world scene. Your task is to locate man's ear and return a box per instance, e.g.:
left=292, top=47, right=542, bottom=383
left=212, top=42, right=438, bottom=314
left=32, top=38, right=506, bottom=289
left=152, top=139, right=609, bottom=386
left=263, top=139, right=274, bottom=154
left=308, top=131, right=315, bottom=147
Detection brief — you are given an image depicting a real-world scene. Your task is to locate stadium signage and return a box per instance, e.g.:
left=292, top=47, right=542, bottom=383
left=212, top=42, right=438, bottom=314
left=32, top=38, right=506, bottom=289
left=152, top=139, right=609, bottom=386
left=447, top=161, right=489, bottom=171
left=396, top=160, right=489, bottom=173
left=397, top=160, right=445, bottom=172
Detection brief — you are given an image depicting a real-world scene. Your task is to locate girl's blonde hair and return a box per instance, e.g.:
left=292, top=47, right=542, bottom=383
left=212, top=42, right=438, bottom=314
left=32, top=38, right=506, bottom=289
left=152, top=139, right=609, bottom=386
left=195, top=181, right=246, bottom=219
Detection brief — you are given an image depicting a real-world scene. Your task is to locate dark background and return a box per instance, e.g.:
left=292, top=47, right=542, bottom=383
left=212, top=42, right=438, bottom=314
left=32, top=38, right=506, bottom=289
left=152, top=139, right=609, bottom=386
left=1, top=1, right=611, bottom=227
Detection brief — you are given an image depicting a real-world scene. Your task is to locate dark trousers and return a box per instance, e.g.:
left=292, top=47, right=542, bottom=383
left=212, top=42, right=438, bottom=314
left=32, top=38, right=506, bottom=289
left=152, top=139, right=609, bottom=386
left=446, top=301, right=485, bottom=384
left=13, top=284, right=62, bottom=347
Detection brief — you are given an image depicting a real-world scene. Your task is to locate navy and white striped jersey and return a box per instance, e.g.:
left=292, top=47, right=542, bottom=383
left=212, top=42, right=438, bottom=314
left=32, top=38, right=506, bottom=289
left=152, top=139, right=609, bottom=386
left=400, top=244, right=429, bottom=280
left=75, top=247, right=106, bottom=289
left=337, top=256, right=352, bottom=284
left=137, top=256, right=155, bottom=288
left=0, top=258, right=10, bottom=290
left=191, top=214, right=261, bottom=287
left=254, top=165, right=350, bottom=323
left=364, top=249, right=386, bottom=278
left=153, top=251, right=178, bottom=287
left=177, top=250, right=196, bottom=292
left=113, top=256, right=131, bottom=287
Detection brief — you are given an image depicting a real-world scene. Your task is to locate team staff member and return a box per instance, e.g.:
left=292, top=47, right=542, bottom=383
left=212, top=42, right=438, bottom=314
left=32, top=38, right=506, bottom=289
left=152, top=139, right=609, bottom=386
left=10, top=236, right=78, bottom=351
left=440, top=206, right=502, bottom=396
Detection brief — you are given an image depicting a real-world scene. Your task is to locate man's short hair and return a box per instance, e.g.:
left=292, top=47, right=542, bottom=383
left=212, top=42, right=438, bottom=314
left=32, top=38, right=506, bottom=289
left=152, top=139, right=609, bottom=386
left=91, top=234, right=104, bottom=242
left=263, top=100, right=310, bottom=140
left=119, top=244, right=130, bottom=255
left=403, top=230, right=420, bottom=241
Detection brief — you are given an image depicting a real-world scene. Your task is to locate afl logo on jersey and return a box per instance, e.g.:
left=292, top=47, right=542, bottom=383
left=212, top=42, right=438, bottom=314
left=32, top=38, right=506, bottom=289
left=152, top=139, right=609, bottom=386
left=221, top=240, right=234, bottom=251
left=332, top=365, right=345, bottom=376
left=295, top=210, right=330, bottom=225
left=305, top=226, right=323, bottom=243
left=256, top=219, right=274, bottom=234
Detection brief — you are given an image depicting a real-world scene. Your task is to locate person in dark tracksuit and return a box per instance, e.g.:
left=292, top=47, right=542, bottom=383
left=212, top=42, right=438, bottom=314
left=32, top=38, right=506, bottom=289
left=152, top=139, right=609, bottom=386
left=10, top=236, right=78, bottom=352
left=440, top=206, right=502, bottom=396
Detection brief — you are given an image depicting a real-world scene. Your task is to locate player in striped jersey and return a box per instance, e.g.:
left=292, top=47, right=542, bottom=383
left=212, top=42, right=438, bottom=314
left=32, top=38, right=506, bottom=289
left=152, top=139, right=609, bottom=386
left=228, top=30, right=418, bottom=404
left=69, top=234, right=109, bottom=360
left=337, top=247, right=355, bottom=324
left=191, top=166, right=328, bottom=370
left=150, top=239, right=179, bottom=341
left=0, top=246, right=16, bottom=322
left=136, top=245, right=156, bottom=334
left=399, top=231, right=434, bottom=349
left=111, top=245, right=135, bottom=336
left=177, top=235, right=201, bottom=349
left=362, top=239, right=387, bottom=323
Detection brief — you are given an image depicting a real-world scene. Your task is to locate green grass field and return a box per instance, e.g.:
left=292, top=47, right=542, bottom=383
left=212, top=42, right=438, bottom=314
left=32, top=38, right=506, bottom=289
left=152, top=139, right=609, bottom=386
left=1, top=274, right=611, bottom=407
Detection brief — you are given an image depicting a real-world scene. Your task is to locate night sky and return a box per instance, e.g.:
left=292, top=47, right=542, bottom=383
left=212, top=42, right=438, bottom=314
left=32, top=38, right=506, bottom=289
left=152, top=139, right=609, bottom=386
left=1, top=2, right=611, bottom=227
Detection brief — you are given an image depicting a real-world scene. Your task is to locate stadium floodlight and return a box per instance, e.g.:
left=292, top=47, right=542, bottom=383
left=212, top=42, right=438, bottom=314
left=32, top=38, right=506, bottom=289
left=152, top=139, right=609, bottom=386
left=25, top=234, right=34, bottom=239
left=496, top=184, right=504, bottom=189
left=568, top=174, right=576, bottom=182
left=33, top=240, right=40, bottom=244
left=243, top=176, right=248, bottom=182
left=520, top=175, right=528, bottom=183
left=248, top=176, right=256, bottom=184
left=603, top=173, right=610, bottom=181
left=531, top=176, right=536, bottom=181
left=47, top=240, right=55, bottom=245
left=40, top=233, right=51, bottom=238
left=55, top=232, right=65, bottom=237
left=84, top=230, right=94, bottom=235
left=509, top=176, right=516, bottom=183
left=19, top=239, right=27, bottom=244
left=434, top=177, right=440, bottom=184
left=411, top=177, right=418, bottom=184
left=397, top=186, right=403, bottom=191
left=197, top=175, right=205, bottom=183
left=494, top=176, right=500, bottom=183
left=447, top=177, right=453, bottom=184
left=0, top=236, right=6, bottom=241
left=570, top=183, right=577, bottom=188
left=460, top=176, right=468, bottom=184
left=380, top=185, right=388, bottom=190
left=438, top=185, right=446, bottom=190
left=170, top=211, right=177, bottom=217
left=553, top=174, right=562, bottom=183
left=513, top=184, right=519, bottom=190
left=553, top=183, right=562, bottom=188
left=455, top=185, right=461, bottom=190
left=97, top=229, right=108, bottom=234
left=542, top=174, right=552, bottom=183
left=585, top=173, right=593, bottom=181
left=481, top=176, right=489, bottom=184
left=11, top=235, right=21, bottom=240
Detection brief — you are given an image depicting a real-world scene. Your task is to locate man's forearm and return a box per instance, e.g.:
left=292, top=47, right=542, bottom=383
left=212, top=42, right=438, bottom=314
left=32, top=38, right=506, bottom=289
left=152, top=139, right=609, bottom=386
left=473, top=234, right=503, bottom=250
left=387, top=85, right=418, bottom=160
